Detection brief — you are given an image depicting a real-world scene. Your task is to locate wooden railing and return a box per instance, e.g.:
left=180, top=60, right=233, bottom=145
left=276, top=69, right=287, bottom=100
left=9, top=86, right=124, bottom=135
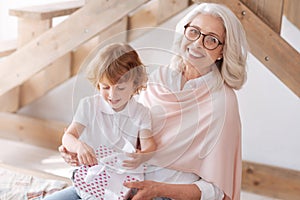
left=201, top=0, right=300, bottom=98
left=0, top=0, right=190, bottom=150
left=0, top=0, right=190, bottom=113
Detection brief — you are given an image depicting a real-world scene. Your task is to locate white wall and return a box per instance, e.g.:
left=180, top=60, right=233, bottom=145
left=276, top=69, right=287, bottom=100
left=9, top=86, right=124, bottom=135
left=1, top=2, right=300, bottom=171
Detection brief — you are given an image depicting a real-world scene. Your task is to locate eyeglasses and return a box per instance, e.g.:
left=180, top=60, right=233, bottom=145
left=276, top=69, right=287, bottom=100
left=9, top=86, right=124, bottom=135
left=184, top=24, right=224, bottom=50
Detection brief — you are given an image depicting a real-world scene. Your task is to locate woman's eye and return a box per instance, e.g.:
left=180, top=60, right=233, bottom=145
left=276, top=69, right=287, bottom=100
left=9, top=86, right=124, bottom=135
left=189, top=29, right=198, bottom=35
left=206, top=36, right=218, bottom=44
left=117, top=86, right=125, bottom=91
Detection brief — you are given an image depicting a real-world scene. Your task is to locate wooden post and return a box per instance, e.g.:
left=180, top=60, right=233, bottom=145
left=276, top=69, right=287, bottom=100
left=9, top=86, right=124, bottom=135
left=240, top=0, right=284, bottom=33
left=284, top=0, right=300, bottom=30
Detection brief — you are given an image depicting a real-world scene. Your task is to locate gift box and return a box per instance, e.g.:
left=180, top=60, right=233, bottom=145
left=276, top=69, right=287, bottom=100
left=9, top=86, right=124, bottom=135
left=73, top=145, right=145, bottom=200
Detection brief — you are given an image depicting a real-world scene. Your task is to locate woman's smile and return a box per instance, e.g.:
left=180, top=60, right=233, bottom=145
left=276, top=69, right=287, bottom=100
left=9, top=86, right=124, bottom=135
left=187, top=47, right=205, bottom=59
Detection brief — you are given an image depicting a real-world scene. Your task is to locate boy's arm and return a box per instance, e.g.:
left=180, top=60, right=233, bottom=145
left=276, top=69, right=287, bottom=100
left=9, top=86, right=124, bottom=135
left=62, top=122, right=97, bottom=165
left=62, top=122, right=84, bottom=153
left=139, top=129, right=156, bottom=153
left=122, top=129, right=156, bottom=169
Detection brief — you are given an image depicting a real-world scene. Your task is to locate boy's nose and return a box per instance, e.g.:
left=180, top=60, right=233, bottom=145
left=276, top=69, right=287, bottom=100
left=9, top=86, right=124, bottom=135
left=108, top=87, right=118, bottom=98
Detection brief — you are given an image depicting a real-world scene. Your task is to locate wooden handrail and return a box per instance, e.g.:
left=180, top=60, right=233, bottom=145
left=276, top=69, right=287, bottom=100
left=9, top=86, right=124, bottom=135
left=9, top=0, right=84, bottom=20
left=0, top=0, right=148, bottom=97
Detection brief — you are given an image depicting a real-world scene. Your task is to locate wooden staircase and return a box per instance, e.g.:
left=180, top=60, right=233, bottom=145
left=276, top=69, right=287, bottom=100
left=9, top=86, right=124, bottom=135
left=0, top=0, right=190, bottom=150
left=0, top=0, right=299, bottom=199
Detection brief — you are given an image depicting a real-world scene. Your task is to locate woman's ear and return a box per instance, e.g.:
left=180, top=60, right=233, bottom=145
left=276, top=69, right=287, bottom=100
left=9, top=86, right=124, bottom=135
left=217, top=52, right=223, bottom=60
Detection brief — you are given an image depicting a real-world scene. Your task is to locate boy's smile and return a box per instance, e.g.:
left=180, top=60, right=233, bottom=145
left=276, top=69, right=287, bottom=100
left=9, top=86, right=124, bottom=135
left=99, top=76, right=135, bottom=112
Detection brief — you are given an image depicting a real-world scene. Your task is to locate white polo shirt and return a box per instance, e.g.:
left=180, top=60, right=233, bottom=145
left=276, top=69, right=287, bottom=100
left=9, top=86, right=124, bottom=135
left=73, top=94, right=151, bottom=151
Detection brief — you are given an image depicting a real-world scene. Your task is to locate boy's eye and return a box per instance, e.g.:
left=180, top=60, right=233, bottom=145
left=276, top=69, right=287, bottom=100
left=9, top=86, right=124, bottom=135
left=117, top=86, right=125, bottom=90
left=101, top=85, right=110, bottom=90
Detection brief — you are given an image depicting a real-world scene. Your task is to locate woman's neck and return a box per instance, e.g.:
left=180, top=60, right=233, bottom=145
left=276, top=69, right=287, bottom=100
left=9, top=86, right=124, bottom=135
left=181, top=63, right=212, bottom=88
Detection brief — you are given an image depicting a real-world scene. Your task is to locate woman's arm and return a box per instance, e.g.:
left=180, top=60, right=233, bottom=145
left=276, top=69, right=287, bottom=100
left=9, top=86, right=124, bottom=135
left=124, top=181, right=201, bottom=200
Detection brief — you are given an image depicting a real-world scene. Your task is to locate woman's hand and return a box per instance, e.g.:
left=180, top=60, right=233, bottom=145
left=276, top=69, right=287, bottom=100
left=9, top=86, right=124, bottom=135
left=124, top=180, right=202, bottom=200
left=58, top=145, right=80, bottom=166
left=124, top=180, right=161, bottom=200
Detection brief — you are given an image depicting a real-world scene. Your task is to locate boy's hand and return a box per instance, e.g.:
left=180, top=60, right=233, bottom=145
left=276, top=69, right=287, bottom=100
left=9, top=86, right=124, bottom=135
left=58, top=145, right=80, bottom=166
left=76, top=141, right=98, bottom=166
left=122, top=150, right=151, bottom=169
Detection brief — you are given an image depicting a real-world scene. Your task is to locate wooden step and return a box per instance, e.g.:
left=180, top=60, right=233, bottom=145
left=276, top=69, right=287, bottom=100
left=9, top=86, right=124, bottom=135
left=9, top=0, right=84, bottom=20
left=0, top=112, right=67, bottom=150
left=0, top=40, right=17, bottom=57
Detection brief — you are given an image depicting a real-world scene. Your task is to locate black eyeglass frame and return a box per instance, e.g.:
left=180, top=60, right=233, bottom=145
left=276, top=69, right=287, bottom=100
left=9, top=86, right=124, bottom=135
left=184, top=24, right=224, bottom=50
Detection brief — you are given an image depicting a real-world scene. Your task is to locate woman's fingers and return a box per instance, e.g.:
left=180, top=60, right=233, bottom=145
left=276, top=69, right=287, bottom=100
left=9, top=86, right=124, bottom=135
left=123, top=181, right=144, bottom=189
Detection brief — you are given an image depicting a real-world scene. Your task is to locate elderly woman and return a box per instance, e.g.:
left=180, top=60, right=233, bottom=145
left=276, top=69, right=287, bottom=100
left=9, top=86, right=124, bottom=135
left=55, top=2, right=248, bottom=200
left=124, top=2, right=248, bottom=200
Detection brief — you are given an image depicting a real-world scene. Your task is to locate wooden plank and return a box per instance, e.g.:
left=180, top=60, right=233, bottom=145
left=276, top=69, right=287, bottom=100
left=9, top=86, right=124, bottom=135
left=0, top=0, right=148, bottom=97
left=207, top=0, right=300, bottom=97
left=72, top=17, right=127, bottom=75
left=242, top=161, right=300, bottom=199
left=0, top=40, right=17, bottom=57
left=240, top=0, right=283, bottom=33
left=0, top=162, right=71, bottom=185
left=157, top=0, right=189, bottom=24
left=284, top=0, right=300, bottom=30
left=20, top=53, right=71, bottom=107
left=0, top=112, right=67, bottom=150
left=9, top=0, right=84, bottom=20
left=17, top=18, right=51, bottom=47
left=128, top=0, right=159, bottom=42
left=0, top=87, right=19, bottom=112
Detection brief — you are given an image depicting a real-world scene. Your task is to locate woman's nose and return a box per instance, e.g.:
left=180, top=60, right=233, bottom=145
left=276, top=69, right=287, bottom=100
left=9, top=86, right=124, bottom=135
left=194, top=34, right=205, bottom=48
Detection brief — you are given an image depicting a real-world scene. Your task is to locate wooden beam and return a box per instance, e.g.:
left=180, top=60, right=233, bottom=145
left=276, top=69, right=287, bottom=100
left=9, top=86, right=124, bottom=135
left=157, top=0, right=189, bottom=24
left=128, top=0, right=189, bottom=41
left=284, top=0, right=300, bottom=30
left=240, top=0, right=283, bottom=33
left=0, top=0, right=148, bottom=97
left=20, top=53, right=71, bottom=107
left=72, top=17, right=128, bottom=75
left=128, top=0, right=159, bottom=42
left=200, top=0, right=300, bottom=97
left=0, top=112, right=67, bottom=150
left=0, top=87, right=19, bottom=112
left=9, top=0, right=84, bottom=20
left=242, top=161, right=300, bottom=199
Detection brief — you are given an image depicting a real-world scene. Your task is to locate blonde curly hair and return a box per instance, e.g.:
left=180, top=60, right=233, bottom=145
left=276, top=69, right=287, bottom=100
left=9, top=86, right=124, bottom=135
left=85, top=43, right=147, bottom=94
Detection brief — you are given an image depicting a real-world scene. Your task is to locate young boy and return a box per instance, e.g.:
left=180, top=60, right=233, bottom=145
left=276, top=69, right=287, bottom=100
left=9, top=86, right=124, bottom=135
left=62, top=43, right=156, bottom=199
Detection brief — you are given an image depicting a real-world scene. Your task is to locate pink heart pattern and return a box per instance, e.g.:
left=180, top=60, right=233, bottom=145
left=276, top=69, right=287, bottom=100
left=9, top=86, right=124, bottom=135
left=73, top=145, right=144, bottom=200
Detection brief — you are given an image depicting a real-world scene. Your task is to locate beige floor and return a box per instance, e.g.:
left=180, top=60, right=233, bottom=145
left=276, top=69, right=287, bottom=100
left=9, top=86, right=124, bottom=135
left=0, top=138, right=280, bottom=200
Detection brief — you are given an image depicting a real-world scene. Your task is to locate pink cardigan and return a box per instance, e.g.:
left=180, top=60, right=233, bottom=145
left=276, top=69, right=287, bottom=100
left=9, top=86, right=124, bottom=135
left=140, top=66, right=242, bottom=200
